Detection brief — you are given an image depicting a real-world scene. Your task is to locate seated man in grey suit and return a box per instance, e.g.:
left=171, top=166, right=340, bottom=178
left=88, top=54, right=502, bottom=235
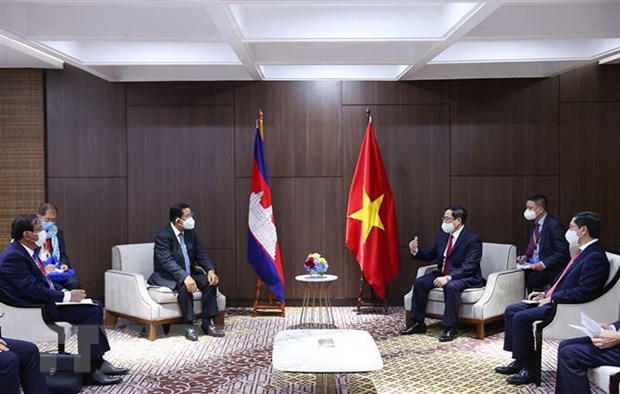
left=148, top=202, right=224, bottom=341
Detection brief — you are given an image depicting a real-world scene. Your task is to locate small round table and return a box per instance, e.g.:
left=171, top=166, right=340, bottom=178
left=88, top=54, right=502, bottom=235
left=295, top=274, right=338, bottom=328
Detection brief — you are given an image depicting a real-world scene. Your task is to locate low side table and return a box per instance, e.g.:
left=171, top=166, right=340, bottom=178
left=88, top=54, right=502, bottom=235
left=295, top=274, right=338, bottom=328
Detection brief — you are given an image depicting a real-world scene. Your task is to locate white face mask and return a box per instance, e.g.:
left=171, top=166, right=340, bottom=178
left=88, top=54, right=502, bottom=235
left=523, top=209, right=537, bottom=221
left=182, top=216, right=195, bottom=230
left=35, top=230, right=47, bottom=248
left=565, top=229, right=579, bottom=245
left=441, top=222, right=455, bottom=234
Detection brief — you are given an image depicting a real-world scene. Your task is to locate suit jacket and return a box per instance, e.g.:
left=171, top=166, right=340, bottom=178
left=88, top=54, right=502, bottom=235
left=413, top=226, right=483, bottom=282
left=527, top=214, right=570, bottom=280
left=0, top=241, right=65, bottom=321
left=148, top=224, right=215, bottom=290
left=549, top=241, right=609, bottom=304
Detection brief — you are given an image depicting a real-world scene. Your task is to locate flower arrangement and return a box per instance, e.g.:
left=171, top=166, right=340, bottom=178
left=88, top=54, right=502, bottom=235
left=304, top=252, right=329, bottom=276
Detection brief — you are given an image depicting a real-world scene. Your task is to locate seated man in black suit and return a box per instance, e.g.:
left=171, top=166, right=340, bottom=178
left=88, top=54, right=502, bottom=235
left=0, top=215, right=128, bottom=386
left=495, top=211, right=610, bottom=385
left=556, top=319, right=620, bottom=393
left=519, top=194, right=570, bottom=293
left=148, top=202, right=224, bottom=341
left=400, top=205, right=483, bottom=342
left=36, top=202, right=80, bottom=290
left=0, top=336, right=49, bottom=394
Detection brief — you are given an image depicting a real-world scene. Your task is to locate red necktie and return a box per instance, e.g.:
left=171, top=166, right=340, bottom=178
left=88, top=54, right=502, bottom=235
left=443, top=235, right=454, bottom=275
left=546, top=248, right=582, bottom=298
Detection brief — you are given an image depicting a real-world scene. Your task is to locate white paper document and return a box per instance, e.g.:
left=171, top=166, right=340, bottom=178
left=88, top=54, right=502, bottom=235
left=516, top=263, right=533, bottom=270
left=568, top=312, right=602, bottom=338
left=55, top=298, right=95, bottom=306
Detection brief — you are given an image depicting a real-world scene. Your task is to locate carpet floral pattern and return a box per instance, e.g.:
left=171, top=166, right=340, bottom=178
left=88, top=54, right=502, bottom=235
left=38, top=307, right=606, bottom=393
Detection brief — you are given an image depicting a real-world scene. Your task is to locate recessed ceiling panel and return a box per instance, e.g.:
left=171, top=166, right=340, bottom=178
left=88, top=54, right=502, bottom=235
left=94, top=64, right=254, bottom=82
left=409, top=61, right=581, bottom=80
left=230, top=3, right=478, bottom=40
left=0, top=35, right=63, bottom=68
left=259, top=65, right=408, bottom=80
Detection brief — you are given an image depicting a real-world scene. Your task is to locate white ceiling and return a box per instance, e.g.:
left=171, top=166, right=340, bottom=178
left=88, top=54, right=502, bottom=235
left=1, top=0, right=619, bottom=82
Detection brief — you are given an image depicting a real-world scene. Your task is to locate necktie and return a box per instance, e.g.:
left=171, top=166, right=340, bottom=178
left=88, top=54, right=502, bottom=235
left=178, top=233, right=191, bottom=273
left=546, top=248, right=582, bottom=298
left=443, top=235, right=454, bottom=276
left=33, top=253, right=54, bottom=289
left=525, top=223, right=541, bottom=259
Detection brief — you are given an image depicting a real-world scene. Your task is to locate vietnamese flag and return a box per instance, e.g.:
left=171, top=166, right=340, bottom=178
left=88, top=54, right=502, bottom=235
left=346, top=117, right=400, bottom=299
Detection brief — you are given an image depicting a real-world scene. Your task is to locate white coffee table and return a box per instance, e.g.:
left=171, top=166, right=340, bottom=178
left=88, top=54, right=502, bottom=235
left=272, top=329, right=383, bottom=393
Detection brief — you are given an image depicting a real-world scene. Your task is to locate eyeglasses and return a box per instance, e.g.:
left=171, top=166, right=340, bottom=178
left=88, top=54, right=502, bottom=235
left=441, top=216, right=455, bottom=223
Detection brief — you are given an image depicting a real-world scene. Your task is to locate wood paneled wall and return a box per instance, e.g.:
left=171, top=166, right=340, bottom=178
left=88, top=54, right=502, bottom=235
left=43, top=63, right=620, bottom=303
left=0, top=69, right=45, bottom=247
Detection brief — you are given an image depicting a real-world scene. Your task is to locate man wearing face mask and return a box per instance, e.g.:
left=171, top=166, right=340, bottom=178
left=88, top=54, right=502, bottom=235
left=400, top=205, right=483, bottom=342
left=518, top=194, right=570, bottom=293
left=0, top=215, right=128, bottom=386
left=36, top=202, right=80, bottom=290
left=149, top=202, right=224, bottom=341
left=495, top=211, right=609, bottom=385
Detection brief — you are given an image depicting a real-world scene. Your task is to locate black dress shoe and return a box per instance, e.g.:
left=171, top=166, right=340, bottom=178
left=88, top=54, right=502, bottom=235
left=203, top=325, right=225, bottom=337
left=438, top=328, right=458, bottom=342
left=399, top=322, right=427, bottom=335
left=84, top=370, right=123, bottom=386
left=495, top=360, right=523, bottom=375
left=507, top=369, right=537, bottom=385
left=185, top=326, right=198, bottom=341
left=100, top=360, right=129, bottom=376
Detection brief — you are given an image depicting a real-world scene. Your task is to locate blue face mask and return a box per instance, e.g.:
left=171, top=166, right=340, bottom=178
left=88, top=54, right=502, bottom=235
left=41, top=221, right=58, bottom=237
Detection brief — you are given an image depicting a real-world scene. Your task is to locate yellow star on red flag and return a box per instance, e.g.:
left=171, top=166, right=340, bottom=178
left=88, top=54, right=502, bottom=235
left=348, top=190, right=385, bottom=242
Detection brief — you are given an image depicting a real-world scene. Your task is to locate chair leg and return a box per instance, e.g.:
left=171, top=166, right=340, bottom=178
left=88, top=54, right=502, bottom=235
left=476, top=322, right=485, bottom=339
left=148, top=323, right=157, bottom=341
left=104, top=311, right=117, bottom=327
left=404, top=311, right=412, bottom=328
left=212, top=310, right=225, bottom=327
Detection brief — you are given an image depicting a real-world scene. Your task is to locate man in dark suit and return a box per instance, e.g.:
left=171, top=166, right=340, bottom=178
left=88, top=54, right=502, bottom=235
left=0, top=336, right=49, bottom=394
left=495, top=211, right=610, bottom=385
left=519, top=194, right=570, bottom=293
left=36, top=202, right=80, bottom=290
left=400, top=205, right=483, bottom=342
left=149, top=202, right=224, bottom=341
left=0, top=215, right=128, bottom=386
left=556, top=319, right=620, bottom=393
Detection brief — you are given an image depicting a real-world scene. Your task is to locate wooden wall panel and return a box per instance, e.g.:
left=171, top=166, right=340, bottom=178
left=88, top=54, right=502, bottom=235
left=234, top=81, right=342, bottom=178
left=559, top=102, right=620, bottom=248
left=46, top=65, right=126, bottom=177
left=450, top=176, right=560, bottom=252
left=342, top=81, right=449, bottom=105
left=450, top=78, right=559, bottom=176
left=0, top=69, right=45, bottom=246
left=342, top=105, right=450, bottom=248
left=127, top=82, right=234, bottom=106
left=126, top=106, right=235, bottom=247
left=47, top=178, right=127, bottom=300
left=235, top=177, right=344, bottom=301
left=560, top=64, right=620, bottom=103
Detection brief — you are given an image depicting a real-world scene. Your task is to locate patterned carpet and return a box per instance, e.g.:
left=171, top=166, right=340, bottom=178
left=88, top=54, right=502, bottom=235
left=38, top=307, right=606, bottom=394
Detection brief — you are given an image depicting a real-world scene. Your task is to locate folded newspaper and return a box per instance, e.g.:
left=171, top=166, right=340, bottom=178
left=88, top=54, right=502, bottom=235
left=568, top=312, right=602, bottom=338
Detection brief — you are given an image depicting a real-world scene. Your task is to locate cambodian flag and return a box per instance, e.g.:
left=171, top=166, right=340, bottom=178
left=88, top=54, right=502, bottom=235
left=248, top=111, right=285, bottom=301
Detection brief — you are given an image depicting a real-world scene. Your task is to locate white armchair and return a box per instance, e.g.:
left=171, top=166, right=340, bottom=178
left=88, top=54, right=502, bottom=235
left=534, top=251, right=620, bottom=389
left=404, top=242, right=521, bottom=339
left=104, top=243, right=226, bottom=340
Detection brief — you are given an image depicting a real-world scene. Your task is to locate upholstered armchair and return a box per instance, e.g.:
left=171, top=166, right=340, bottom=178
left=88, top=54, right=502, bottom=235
left=534, top=251, right=620, bottom=388
left=404, top=242, right=521, bottom=339
left=104, top=243, right=226, bottom=340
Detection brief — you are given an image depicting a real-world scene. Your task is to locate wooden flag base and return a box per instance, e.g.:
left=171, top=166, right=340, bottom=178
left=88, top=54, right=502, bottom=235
left=356, top=274, right=388, bottom=315
left=253, top=278, right=285, bottom=316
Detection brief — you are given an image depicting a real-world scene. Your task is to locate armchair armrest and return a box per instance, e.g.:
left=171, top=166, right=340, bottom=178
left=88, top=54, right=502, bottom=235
left=416, top=264, right=437, bottom=279
left=104, top=269, right=162, bottom=321
left=472, top=269, right=524, bottom=320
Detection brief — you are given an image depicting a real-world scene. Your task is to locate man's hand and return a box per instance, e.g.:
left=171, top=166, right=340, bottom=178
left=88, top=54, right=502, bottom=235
left=60, top=264, right=69, bottom=271
left=45, top=264, right=55, bottom=273
left=601, top=323, right=616, bottom=331
left=207, top=270, right=219, bottom=286
left=592, top=330, right=620, bottom=349
left=69, top=289, right=87, bottom=302
left=409, top=236, right=419, bottom=255
left=433, top=276, right=449, bottom=288
left=527, top=291, right=545, bottom=301
left=184, top=276, right=198, bottom=293
left=531, top=262, right=545, bottom=272
left=0, top=338, right=9, bottom=352
left=537, top=297, right=551, bottom=306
